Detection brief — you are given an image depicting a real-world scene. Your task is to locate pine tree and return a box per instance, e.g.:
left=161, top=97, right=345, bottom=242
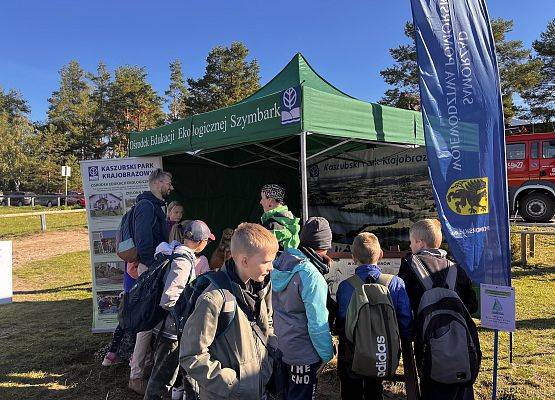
left=0, top=87, right=34, bottom=191
left=47, top=60, right=94, bottom=160
left=380, top=19, right=542, bottom=123
left=165, top=59, right=190, bottom=121
left=379, top=22, right=420, bottom=110
left=522, top=19, right=555, bottom=123
left=492, top=19, right=542, bottom=123
left=187, top=42, right=260, bottom=114
left=88, top=61, right=112, bottom=158
left=107, top=66, right=165, bottom=157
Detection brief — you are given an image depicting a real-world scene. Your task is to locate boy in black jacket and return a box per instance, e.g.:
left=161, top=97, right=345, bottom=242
left=398, top=219, right=478, bottom=400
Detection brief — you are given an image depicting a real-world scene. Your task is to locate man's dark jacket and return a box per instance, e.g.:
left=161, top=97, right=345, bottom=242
left=132, top=191, right=169, bottom=268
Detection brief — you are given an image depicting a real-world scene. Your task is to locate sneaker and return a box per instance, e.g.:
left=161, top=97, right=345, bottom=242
left=172, top=385, right=184, bottom=400
left=128, top=378, right=147, bottom=396
left=101, top=352, right=122, bottom=367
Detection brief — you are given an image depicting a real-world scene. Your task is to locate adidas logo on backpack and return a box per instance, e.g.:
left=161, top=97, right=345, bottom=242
left=411, top=255, right=482, bottom=385
left=344, top=274, right=401, bottom=379
left=375, top=335, right=388, bottom=377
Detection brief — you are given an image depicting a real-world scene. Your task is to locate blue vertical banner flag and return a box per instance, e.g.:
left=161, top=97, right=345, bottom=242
left=410, top=0, right=511, bottom=285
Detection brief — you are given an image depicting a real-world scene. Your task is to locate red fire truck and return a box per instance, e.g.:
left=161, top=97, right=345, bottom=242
left=506, top=132, right=555, bottom=222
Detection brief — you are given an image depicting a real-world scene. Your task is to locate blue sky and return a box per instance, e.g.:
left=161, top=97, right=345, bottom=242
left=1, top=0, right=554, bottom=122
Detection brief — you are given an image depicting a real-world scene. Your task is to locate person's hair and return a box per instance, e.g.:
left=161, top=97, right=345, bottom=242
left=410, top=218, right=443, bottom=248
left=148, top=168, right=172, bottom=186
left=169, top=220, right=192, bottom=243
left=351, top=232, right=382, bottom=265
left=231, top=222, right=279, bottom=257
left=167, top=201, right=183, bottom=217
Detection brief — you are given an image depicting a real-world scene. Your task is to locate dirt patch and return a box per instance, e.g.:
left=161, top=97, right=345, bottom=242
left=12, top=229, right=90, bottom=269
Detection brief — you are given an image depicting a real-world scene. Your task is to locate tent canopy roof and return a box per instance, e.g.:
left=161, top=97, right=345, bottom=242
left=129, top=53, right=423, bottom=158
left=238, top=53, right=353, bottom=102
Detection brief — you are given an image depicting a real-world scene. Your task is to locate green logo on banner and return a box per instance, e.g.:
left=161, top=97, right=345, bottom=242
left=492, top=299, right=503, bottom=315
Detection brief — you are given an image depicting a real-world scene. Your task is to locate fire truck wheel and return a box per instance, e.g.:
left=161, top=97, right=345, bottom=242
left=520, top=192, right=555, bottom=223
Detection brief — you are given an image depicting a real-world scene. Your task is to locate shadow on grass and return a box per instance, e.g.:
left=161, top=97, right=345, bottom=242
left=0, top=299, right=140, bottom=400
left=517, top=316, right=555, bottom=330
left=13, top=282, right=91, bottom=295
left=511, top=265, right=555, bottom=278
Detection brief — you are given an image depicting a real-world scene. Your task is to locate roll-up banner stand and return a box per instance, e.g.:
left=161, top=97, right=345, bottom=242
left=80, top=157, right=162, bottom=333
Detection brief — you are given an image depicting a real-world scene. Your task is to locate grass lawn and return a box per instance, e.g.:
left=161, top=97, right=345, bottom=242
left=0, top=234, right=553, bottom=399
left=0, top=209, right=87, bottom=239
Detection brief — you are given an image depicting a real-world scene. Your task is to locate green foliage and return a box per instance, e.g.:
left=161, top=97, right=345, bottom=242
left=187, top=42, right=261, bottom=114
left=47, top=61, right=94, bottom=160
left=522, top=19, right=555, bottom=123
left=106, top=66, right=165, bottom=157
left=165, top=59, right=190, bottom=121
left=0, top=87, right=35, bottom=191
left=379, top=22, right=420, bottom=110
left=380, top=19, right=542, bottom=123
left=1, top=42, right=259, bottom=192
left=491, top=19, right=543, bottom=123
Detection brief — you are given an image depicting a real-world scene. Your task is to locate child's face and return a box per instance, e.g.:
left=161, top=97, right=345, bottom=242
left=236, top=248, right=277, bottom=283
left=259, top=192, right=276, bottom=213
left=410, top=234, right=426, bottom=254
left=168, top=206, right=183, bottom=222
left=195, top=239, right=208, bottom=253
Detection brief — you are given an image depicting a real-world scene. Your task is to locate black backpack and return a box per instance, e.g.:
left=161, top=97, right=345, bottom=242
left=411, top=255, right=482, bottom=385
left=171, top=270, right=236, bottom=339
left=119, top=251, right=193, bottom=333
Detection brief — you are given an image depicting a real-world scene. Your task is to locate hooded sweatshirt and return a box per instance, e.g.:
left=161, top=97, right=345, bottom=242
left=261, top=204, right=300, bottom=249
left=397, top=248, right=478, bottom=317
left=271, top=248, right=334, bottom=365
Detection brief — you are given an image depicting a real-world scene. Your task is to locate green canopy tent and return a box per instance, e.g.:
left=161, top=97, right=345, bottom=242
left=129, top=53, right=424, bottom=245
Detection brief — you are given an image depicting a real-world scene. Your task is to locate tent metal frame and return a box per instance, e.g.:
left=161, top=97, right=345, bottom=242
left=181, top=130, right=421, bottom=223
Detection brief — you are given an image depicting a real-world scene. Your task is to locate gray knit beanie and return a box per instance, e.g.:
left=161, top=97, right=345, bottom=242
left=300, top=217, right=333, bottom=250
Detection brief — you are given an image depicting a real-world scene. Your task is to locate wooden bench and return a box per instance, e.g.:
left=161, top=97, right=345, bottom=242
left=511, top=230, right=555, bottom=263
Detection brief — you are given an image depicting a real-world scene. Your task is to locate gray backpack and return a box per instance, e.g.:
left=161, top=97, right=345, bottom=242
left=345, top=274, right=401, bottom=378
left=412, top=256, right=481, bottom=385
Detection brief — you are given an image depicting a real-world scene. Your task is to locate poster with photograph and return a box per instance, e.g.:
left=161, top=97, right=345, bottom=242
left=326, top=257, right=402, bottom=301
left=81, top=156, right=162, bottom=332
left=94, top=261, right=125, bottom=289
left=308, top=146, right=436, bottom=250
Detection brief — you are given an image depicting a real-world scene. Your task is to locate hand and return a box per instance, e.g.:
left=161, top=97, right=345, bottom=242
left=126, top=261, right=139, bottom=279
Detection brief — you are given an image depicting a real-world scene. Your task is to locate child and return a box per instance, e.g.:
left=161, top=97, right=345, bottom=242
left=272, top=217, right=335, bottom=400
left=144, top=220, right=214, bottom=400
left=167, top=201, right=184, bottom=232
left=260, top=184, right=301, bottom=249
left=336, top=232, right=412, bottom=400
left=397, top=219, right=478, bottom=400
left=101, top=261, right=138, bottom=367
left=170, top=221, right=211, bottom=276
left=180, top=223, right=279, bottom=400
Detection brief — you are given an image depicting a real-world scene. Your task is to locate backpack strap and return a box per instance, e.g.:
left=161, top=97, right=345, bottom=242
left=376, top=273, right=394, bottom=288
left=410, top=255, right=434, bottom=291
left=445, top=262, right=457, bottom=291
left=203, top=271, right=236, bottom=337
left=346, top=275, right=365, bottom=295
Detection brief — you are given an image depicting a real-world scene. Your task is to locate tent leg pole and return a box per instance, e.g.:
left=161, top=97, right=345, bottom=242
left=300, top=131, right=309, bottom=224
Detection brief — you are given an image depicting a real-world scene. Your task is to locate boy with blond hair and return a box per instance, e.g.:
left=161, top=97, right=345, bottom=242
left=336, top=232, right=412, bottom=400
left=398, top=219, right=478, bottom=400
left=179, top=223, right=279, bottom=400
